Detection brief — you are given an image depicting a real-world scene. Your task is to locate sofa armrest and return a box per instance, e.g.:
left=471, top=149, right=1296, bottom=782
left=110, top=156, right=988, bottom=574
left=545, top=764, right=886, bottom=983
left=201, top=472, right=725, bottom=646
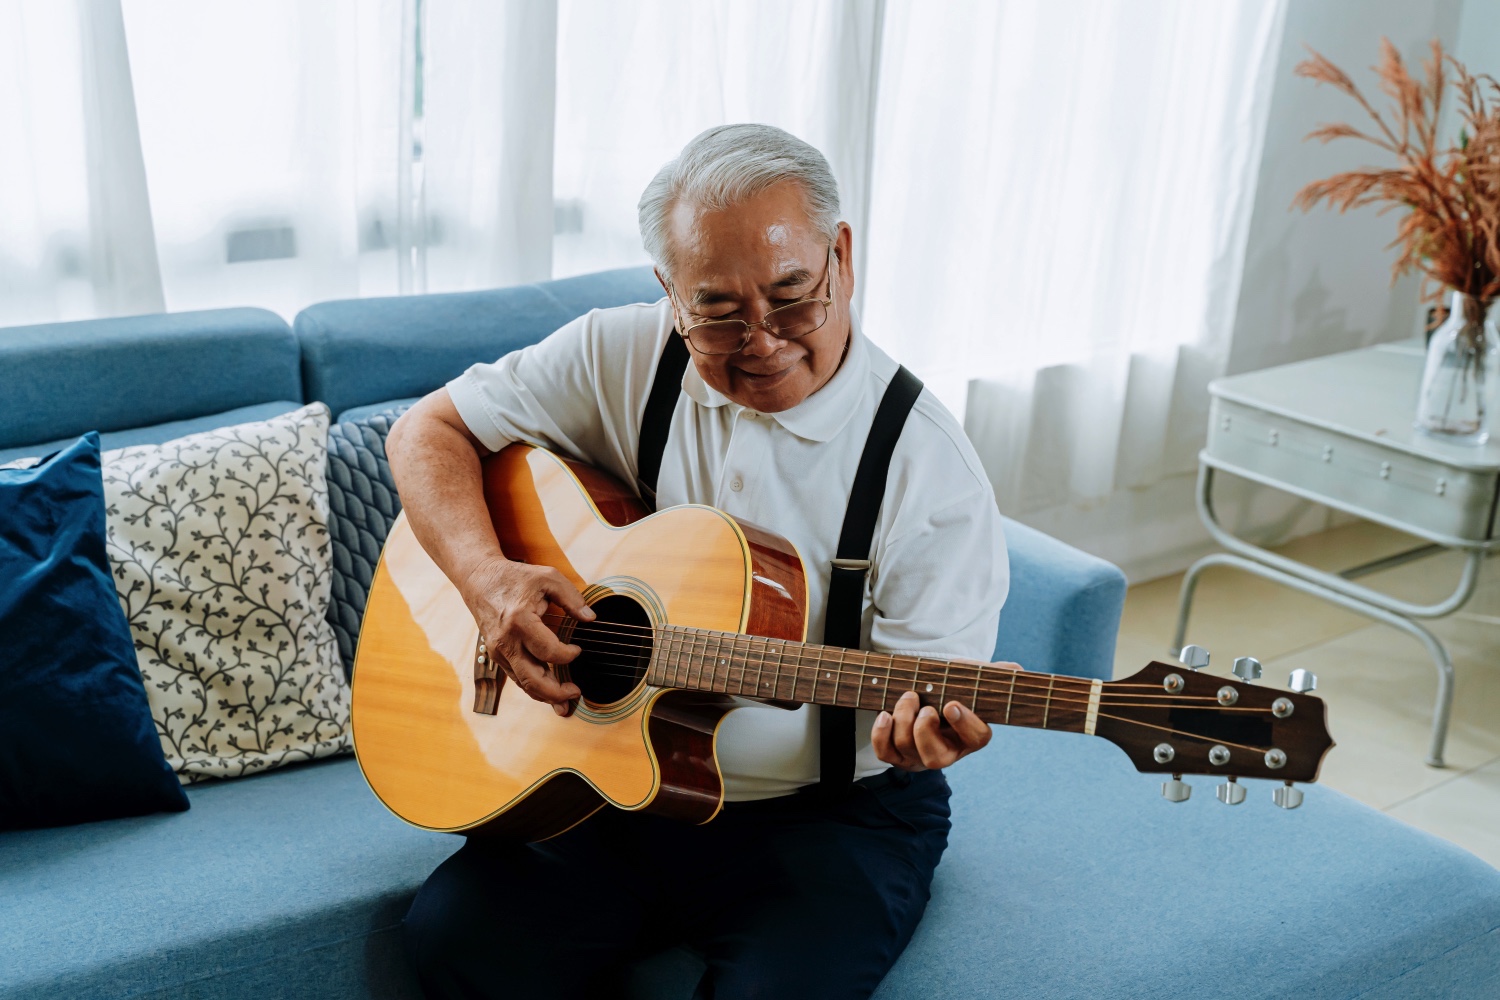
left=992, top=516, right=1126, bottom=681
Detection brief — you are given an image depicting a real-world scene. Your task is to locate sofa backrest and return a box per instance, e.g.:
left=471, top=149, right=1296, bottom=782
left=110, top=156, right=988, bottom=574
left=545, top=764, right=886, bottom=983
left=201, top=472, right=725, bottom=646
left=0, top=308, right=300, bottom=453
left=293, top=267, right=664, bottom=418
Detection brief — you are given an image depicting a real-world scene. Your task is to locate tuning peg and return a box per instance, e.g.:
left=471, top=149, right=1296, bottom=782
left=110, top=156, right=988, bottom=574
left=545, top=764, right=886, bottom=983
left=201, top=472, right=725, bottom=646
left=1288, top=668, right=1318, bottom=693
left=1161, top=775, right=1191, bottom=803
left=1216, top=777, right=1246, bottom=805
left=1178, top=645, right=1210, bottom=671
left=1232, top=656, right=1262, bottom=682
left=1274, top=782, right=1304, bottom=810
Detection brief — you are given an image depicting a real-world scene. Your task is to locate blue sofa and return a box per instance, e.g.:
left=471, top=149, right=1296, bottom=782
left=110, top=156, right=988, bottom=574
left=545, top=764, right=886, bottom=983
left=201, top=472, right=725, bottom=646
left=2, top=269, right=1497, bottom=999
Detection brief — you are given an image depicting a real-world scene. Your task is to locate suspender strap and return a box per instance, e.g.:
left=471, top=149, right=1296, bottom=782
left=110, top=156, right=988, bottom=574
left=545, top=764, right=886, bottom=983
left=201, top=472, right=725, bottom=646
left=636, top=333, right=690, bottom=510
left=634, top=335, right=924, bottom=801
left=817, top=365, right=924, bottom=800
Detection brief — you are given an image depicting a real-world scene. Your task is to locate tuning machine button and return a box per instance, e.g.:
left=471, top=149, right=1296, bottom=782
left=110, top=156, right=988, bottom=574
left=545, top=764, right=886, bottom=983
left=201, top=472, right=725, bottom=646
left=1178, top=645, right=1210, bottom=671
left=1161, top=775, right=1191, bottom=803
left=1216, top=777, right=1246, bottom=805
left=1288, top=668, right=1318, bottom=693
left=1233, top=656, right=1262, bottom=682
left=1274, top=782, right=1304, bottom=810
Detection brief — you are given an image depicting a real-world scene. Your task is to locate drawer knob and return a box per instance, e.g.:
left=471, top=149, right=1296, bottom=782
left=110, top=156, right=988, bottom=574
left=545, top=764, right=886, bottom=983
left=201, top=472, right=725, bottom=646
left=1268, top=429, right=1279, bottom=446
left=1380, top=461, right=1391, bottom=479
left=1436, top=477, right=1447, bottom=497
left=1322, top=445, right=1333, bottom=463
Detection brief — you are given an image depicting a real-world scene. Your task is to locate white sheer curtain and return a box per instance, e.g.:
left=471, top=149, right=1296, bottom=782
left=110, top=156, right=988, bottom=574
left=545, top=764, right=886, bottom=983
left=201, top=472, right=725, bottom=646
left=551, top=0, right=882, bottom=282
left=1, top=0, right=161, bottom=325
left=2, top=0, right=1287, bottom=513
left=862, top=0, right=1286, bottom=510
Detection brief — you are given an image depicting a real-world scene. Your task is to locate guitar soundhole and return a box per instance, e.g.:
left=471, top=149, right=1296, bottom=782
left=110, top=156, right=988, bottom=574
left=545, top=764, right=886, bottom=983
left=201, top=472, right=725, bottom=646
left=570, top=594, right=652, bottom=705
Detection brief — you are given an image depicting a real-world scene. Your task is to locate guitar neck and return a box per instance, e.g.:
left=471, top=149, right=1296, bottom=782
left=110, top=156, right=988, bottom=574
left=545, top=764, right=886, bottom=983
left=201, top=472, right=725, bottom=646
left=645, top=624, right=1101, bottom=736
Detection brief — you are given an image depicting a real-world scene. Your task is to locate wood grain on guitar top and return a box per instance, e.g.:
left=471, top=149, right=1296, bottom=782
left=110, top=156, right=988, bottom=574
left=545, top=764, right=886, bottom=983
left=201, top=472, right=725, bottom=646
left=351, top=445, right=811, bottom=841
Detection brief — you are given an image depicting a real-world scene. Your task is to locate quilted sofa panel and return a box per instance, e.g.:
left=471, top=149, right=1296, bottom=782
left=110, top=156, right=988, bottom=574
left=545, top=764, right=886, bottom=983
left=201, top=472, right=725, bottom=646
left=0, top=308, right=299, bottom=451
left=326, top=405, right=411, bottom=675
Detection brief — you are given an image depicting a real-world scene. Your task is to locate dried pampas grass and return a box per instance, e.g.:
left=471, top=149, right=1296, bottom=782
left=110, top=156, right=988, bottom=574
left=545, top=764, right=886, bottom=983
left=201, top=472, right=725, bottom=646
left=1293, top=39, right=1500, bottom=305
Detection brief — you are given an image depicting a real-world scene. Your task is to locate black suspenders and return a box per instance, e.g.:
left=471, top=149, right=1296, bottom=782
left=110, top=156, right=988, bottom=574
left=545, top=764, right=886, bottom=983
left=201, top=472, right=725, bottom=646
left=635, top=331, right=923, bottom=799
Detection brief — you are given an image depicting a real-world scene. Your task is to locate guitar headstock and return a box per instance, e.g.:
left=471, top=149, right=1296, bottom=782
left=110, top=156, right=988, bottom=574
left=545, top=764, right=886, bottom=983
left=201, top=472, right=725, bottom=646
left=1092, top=651, right=1334, bottom=807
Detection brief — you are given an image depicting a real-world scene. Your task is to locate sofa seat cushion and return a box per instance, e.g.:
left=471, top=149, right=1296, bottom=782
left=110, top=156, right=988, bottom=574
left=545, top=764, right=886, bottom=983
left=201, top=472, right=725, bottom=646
left=626, top=726, right=1500, bottom=1000
left=0, top=757, right=456, bottom=1000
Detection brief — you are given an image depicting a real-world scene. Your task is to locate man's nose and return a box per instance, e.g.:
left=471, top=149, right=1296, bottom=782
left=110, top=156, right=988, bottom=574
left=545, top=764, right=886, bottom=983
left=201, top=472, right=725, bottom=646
left=739, top=320, right=780, bottom=357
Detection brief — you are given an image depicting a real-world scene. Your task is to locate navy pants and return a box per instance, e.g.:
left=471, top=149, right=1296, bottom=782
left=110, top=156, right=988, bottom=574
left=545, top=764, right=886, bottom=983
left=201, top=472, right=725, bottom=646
left=403, top=768, right=951, bottom=1000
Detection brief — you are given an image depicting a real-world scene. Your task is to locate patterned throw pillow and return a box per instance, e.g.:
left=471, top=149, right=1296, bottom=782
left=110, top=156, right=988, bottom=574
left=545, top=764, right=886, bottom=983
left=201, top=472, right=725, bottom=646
left=103, top=404, right=350, bottom=783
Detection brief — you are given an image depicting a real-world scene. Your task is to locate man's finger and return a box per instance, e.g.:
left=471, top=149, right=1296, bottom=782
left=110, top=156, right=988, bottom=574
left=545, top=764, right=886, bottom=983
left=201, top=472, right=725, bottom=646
left=913, top=705, right=960, bottom=769
left=540, top=571, right=596, bottom=622
left=517, top=616, right=582, bottom=666
left=505, top=650, right=581, bottom=706
left=891, top=691, right=921, bottom=760
left=942, top=701, right=993, bottom=750
left=871, top=711, right=897, bottom=764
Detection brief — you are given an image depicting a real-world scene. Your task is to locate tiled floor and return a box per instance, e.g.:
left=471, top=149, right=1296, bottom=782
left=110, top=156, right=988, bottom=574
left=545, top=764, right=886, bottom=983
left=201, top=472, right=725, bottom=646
left=1115, top=521, right=1500, bottom=869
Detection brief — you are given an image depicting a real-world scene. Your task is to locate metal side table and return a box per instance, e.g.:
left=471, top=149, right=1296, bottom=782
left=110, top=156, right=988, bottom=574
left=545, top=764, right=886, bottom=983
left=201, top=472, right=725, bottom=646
left=1173, top=341, right=1500, bottom=767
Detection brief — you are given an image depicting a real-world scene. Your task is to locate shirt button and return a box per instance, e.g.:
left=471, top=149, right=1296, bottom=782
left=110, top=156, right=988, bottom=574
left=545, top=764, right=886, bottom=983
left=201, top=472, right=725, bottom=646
left=731, top=477, right=744, bottom=492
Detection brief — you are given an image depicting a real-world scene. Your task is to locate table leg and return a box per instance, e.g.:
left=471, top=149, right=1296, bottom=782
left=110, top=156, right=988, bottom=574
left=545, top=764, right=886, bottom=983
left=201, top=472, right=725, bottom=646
left=1173, top=551, right=1456, bottom=767
left=1174, top=464, right=1474, bottom=768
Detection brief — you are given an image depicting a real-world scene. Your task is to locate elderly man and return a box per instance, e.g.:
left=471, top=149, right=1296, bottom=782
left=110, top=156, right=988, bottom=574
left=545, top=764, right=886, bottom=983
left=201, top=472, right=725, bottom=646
left=391, top=124, right=1009, bottom=999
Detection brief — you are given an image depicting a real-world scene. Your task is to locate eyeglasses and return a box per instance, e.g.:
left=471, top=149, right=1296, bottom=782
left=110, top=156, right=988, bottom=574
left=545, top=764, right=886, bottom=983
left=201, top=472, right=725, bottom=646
left=674, top=246, right=836, bottom=356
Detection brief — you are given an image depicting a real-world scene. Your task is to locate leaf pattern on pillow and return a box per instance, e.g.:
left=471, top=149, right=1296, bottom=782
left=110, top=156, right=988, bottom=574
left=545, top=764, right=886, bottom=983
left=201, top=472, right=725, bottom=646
left=103, top=404, right=350, bottom=782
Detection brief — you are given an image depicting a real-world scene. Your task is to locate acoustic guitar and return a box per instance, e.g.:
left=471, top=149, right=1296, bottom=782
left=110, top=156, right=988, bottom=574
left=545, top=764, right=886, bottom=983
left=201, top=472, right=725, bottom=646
left=351, top=444, right=1334, bottom=842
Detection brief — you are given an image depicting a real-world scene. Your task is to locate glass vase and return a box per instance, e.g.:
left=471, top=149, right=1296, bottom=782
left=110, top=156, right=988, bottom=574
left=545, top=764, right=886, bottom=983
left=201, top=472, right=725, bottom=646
left=1415, top=291, right=1499, bottom=444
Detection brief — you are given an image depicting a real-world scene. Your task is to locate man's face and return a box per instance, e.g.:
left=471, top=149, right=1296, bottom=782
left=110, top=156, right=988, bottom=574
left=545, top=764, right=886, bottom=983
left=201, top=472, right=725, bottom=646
left=660, top=181, right=855, bottom=414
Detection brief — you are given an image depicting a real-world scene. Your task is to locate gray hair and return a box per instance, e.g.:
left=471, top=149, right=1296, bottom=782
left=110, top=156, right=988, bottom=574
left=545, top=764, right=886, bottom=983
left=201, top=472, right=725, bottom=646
left=638, top=123, right=841, bottom=284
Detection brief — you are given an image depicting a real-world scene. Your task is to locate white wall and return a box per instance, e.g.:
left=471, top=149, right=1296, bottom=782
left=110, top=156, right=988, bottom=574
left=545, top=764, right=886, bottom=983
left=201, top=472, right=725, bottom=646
left=1009, top=0, right=1471, bottom=582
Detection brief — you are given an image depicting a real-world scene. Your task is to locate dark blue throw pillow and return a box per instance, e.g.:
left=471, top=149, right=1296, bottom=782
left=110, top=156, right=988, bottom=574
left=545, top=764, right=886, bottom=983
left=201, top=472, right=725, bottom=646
left=0, top=434, right=189, bottom=829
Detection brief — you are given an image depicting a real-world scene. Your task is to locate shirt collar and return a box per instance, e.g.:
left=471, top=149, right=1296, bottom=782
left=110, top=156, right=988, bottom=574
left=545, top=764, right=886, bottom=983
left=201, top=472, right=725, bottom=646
left=679, top=315, right=873, bottom=443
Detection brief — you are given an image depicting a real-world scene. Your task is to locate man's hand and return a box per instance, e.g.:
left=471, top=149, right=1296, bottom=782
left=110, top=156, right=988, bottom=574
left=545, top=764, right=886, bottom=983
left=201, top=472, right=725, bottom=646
left=461, top=556, right=596, bottom=717
left=870, top=662, right=1020, bottom=770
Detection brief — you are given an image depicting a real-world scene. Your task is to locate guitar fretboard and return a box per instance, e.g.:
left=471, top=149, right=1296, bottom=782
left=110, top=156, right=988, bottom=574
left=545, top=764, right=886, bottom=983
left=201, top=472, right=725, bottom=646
left=645, top=624, right=1098, bottom=734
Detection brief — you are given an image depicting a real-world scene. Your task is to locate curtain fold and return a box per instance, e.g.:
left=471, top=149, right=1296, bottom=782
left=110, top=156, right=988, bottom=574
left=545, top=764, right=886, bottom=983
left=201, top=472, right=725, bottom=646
left=863, top=0, right=1287, bottom=510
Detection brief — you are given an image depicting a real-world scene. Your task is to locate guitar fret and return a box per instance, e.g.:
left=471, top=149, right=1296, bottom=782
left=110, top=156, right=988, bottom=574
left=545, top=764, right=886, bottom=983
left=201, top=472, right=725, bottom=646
left=1005, top=669, right=1017, bottom=725
left=772, top=640, right=785, bottom=700
left=755, top=636, right=770, bottom=696
left=1041, top=674, right=1055, bottom=729
left=831, top=646, right=844, bottom=708
left=857, top=650, right=869, bottom=711
left=910, top=655, right=925, bottom=706
left=970, top=663, right=981, bottom=712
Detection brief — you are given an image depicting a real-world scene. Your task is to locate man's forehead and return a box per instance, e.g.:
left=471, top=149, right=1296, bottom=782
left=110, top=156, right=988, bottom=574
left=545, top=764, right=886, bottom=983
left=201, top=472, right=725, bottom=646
left=682, top=251, right=821, bottom=305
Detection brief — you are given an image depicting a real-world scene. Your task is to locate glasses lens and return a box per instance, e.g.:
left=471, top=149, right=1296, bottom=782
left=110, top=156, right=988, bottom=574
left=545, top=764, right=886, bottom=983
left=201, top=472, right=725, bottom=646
left=686, top=321, right=748, bottom=355
left=765, top=299, right=827, bottom=340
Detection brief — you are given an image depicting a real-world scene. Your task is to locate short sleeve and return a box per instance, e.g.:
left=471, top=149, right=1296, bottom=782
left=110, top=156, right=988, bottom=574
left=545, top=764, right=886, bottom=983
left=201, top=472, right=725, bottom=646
left=445, top=301, right=674, bottom=484
left=868, top=488, right=1009, bottom=664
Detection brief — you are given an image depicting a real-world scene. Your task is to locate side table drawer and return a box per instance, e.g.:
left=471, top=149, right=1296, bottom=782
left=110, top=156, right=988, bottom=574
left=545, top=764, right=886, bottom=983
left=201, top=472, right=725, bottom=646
left=1206, top=398, right=1500, bottom=544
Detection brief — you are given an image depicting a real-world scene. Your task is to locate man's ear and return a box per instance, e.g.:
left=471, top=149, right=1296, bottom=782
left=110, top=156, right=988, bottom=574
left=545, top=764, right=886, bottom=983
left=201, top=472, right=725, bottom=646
left=653, top=267, right=670, bottom=296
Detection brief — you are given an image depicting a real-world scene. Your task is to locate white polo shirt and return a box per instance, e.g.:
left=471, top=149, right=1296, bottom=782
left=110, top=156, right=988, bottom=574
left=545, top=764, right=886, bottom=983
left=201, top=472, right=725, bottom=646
left=447, top=299, right=1008, bottom=801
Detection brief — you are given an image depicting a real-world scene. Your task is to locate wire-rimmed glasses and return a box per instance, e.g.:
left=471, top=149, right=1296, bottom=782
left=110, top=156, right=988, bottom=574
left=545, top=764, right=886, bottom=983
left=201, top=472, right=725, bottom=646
left=676, top=246, right=836, bottom=356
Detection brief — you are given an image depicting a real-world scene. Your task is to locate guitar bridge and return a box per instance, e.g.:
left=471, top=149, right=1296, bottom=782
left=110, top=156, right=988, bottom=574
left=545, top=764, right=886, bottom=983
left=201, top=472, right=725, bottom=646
left=473, top=636, right=503, bottom=715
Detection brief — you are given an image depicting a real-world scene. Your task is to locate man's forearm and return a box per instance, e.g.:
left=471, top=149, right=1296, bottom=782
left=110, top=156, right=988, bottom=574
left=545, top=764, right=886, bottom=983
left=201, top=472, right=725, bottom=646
left=387, top=392, right=508, bottom=590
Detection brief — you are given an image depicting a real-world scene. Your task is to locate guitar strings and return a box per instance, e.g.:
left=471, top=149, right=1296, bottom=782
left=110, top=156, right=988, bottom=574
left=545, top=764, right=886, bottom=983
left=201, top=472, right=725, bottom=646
left=537, top=612, right=1196, bottom=693
left=538, top=628, right=1243, bottom=705
left=510, top=621, right=1275, bottom=711
left=487, top=646, right=1283, bottom=720
left=499, top=634, right=1272, bottom=711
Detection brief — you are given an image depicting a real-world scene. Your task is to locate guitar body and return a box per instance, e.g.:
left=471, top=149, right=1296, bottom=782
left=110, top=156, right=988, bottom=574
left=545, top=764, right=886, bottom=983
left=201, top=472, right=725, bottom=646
left=352, top=445, right=809, bottom=841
